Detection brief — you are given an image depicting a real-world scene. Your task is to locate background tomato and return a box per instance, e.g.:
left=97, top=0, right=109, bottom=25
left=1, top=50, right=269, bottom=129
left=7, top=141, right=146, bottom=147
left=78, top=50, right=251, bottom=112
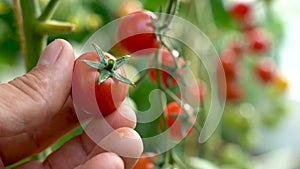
left=254, top=58, right=276, bottom=83
left=219, top=49, right=240, bottom=80
left=274, top=73, right=289, bottom=91
left=164, top=102, right=196, bottom=139
left=133, top=152, right=158, bottom=169
left=148, top=48, right=185, bottom=86
left=225, top=80, right=244, bottom=101
left=229, top=2, right=251, bottom=20
left=246, top=28, right=270, bottom=53
left=72, top=51, right=128, bottom=116
left=118, top=10, right=161, bottom=56
left=227, top=40, right=244, bottom=56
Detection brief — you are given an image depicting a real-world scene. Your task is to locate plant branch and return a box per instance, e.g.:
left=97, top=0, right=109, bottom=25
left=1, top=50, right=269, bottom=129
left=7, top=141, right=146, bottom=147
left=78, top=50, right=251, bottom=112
left=38, top=0, right=60, bottom=21
left=13, top=0, right=25, bottom=61
left=35, top=20, right=75, bottom=35
left=163, top=0, right=180, bottom=28
left=166, top=0, right=175, bottom=15
left=19, top=0, right=46, bottom=72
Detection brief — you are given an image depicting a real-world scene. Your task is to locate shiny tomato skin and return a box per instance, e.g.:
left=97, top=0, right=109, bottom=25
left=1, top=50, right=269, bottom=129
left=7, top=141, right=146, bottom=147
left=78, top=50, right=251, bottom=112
left=133, top=153, right=158, bottom=169
left=72, top=51, right=128, bottom=116
left=118, top=10, right=161, bottom=56
left=148, top=48, right=185, bottom=86
left=164, top=102, right=195, bottom=139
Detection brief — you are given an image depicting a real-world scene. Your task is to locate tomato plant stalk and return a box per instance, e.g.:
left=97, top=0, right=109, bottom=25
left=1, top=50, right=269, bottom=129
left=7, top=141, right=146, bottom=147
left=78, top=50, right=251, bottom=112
left=13, top=0, right=74, bottom=72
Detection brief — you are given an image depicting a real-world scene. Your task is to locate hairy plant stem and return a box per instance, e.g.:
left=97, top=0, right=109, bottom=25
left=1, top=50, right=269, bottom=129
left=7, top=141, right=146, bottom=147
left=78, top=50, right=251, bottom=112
left=15, top=0, right=46, bottom=72
left=14, top=0, right=73, bottom=72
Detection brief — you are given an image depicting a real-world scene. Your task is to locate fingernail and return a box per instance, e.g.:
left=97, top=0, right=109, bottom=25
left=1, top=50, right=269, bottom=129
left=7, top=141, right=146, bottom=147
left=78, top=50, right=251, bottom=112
left=38, top=40, right=63, bottom=65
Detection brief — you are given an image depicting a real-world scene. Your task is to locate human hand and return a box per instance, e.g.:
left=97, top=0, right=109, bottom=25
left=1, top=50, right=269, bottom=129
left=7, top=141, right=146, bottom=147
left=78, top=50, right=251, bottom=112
left=0, top=39, right=143, bottom=169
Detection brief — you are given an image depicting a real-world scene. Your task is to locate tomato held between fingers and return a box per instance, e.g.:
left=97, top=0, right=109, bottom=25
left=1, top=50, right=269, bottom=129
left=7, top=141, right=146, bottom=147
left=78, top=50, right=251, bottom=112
left=148, top=48, right=185, bottom=86
left=72, top=51, right=128, bottom=116
left=118, top=10, right=161, bottom=56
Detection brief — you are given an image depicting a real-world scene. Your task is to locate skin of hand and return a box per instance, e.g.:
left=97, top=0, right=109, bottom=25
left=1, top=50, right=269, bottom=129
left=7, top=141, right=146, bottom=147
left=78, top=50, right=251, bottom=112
left=0, top=39, right=143, bottom=169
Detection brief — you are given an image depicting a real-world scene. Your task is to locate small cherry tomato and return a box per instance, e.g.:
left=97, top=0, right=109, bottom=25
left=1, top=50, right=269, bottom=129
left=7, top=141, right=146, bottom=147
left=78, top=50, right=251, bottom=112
left=72, top=51, right=128, bottom=116
left=229, top=2, right=251, bottom=20
left=246, top=28, right=270, bottom=53
left=254, top=58, right=276, bottom=83
left=274, top=73, right=289, bottom=91
left=118, top=10, right=161, bottom=56
left=227, top=40, right=244, bottom=56
left=219, top=49, right=240, bottom=80
left=226, top=80, right=244, bottom=101
left=164, top=102, right=196, bottom=139
left=133, top=152, right=158, bottom=169
left=149, top=48, right=185, bottom=86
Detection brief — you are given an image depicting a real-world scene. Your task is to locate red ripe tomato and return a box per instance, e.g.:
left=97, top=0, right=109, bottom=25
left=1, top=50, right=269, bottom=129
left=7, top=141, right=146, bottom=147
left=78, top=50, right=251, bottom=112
left=246, top=28, right=270, bottom=53
left=148, top=48, right=185, bottom=86
left=229, top=2, right=251, bottom=20
left=254, top=58, right=276, bottom=83
left=219, top=49, right=239, bottom=80
left=227, top=40, right=243, bottom=56
left=226, top=80, right=244, bottom=101
left=133, top=152, right=158, bottom=169
left=164, top=102, right=196, bottom=139
left=72, top=51, right=128, bottom=116
left=118, top=10, right=161, bottom=56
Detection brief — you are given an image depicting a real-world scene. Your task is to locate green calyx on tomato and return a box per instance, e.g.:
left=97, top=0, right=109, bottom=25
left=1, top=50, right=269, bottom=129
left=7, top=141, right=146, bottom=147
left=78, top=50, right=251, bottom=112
left=83, top=43, right=135, bottom=86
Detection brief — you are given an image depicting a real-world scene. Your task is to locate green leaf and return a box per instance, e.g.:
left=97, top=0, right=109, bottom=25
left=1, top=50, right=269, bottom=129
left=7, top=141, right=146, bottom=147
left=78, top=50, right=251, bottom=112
left=112, top=72, right=135, bottom=86
left=82, top=60, right=102, bottom=69
left=92, top=43, right=107, bottom=65
left=210, top=0, right=233, bottom=28
left=98, top=69, right=111, bottom=84
left=114, top=55, right=131, bottom=70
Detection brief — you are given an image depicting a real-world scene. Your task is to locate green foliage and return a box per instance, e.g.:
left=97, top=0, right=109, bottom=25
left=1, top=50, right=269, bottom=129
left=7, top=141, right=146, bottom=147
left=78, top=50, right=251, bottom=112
left=209, top=0, right=234, bottom=28
left=0, top=1, right=20, bottom=65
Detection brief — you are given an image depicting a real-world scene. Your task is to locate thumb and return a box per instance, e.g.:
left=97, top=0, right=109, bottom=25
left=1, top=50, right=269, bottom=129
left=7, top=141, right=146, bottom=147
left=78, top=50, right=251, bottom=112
left=0, top=39, right=74, bottom=136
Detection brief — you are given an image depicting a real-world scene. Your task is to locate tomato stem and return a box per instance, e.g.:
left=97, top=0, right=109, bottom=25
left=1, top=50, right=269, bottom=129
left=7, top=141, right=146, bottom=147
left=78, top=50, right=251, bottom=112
left=38, top=0, right=60, bottom=21
left=106, top=59, right=115, bottom=70
left=84, top=44, right=135, bottom=86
